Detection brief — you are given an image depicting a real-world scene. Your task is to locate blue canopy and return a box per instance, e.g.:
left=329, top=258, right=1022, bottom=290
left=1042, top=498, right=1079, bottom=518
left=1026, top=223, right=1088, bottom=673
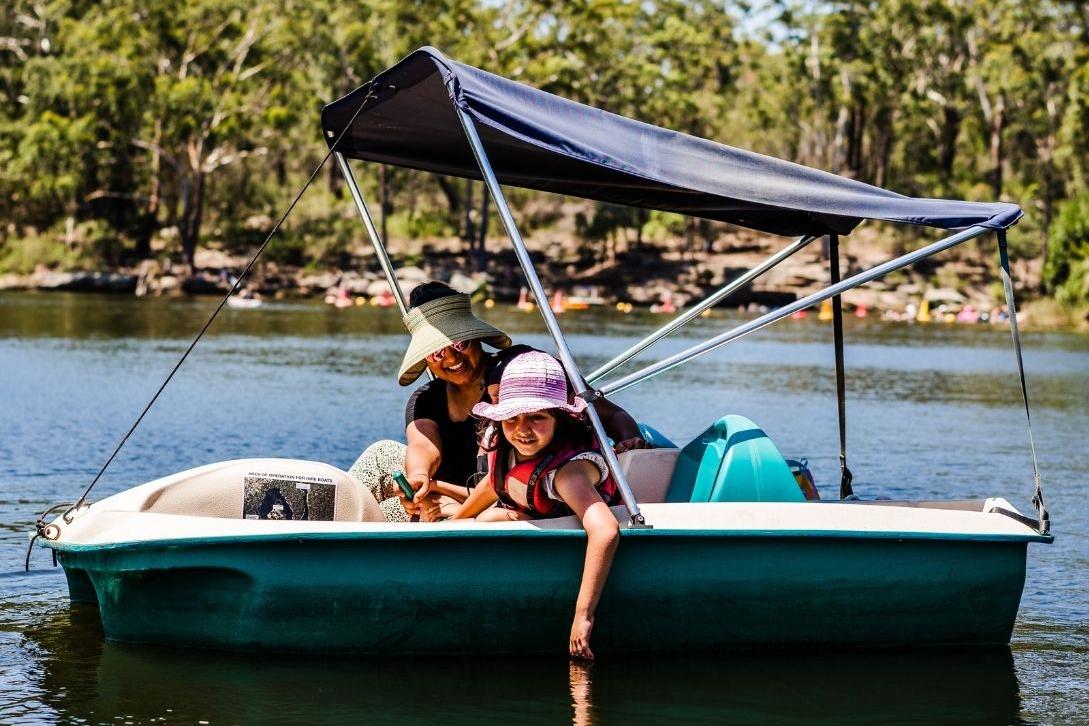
left=322, top=47, right=1021, bottom=237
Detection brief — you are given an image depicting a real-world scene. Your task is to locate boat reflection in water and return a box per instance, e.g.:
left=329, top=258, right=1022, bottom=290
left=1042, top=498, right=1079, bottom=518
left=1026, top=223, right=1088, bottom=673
left=29, top=606, right=1020, bottom=724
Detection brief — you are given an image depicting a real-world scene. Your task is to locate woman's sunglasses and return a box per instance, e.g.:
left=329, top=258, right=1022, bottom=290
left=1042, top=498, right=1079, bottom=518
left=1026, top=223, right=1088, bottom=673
left=426, top=339, right=472, bottom=363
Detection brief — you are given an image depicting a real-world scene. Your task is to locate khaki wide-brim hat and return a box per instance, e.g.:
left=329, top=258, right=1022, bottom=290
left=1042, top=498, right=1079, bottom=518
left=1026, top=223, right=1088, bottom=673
left=398, top=293, right=511, bottom=386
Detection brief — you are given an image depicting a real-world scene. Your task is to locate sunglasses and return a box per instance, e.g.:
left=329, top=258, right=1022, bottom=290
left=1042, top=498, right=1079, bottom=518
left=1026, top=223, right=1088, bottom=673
left=426, top=339, right=472, bottom=363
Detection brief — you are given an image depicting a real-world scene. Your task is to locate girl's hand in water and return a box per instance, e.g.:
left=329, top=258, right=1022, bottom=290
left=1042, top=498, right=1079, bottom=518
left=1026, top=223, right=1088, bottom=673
left=570, top=612, right=595, bottom=660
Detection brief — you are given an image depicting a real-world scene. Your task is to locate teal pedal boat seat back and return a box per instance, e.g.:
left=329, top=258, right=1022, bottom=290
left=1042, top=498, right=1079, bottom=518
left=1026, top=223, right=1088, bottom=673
left=637, top=422, right=676, bottom=449
left=666, top=415, right=804, bottom=503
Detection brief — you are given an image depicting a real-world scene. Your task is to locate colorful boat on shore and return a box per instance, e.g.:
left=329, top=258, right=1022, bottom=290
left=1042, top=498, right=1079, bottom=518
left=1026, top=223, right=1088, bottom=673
left=38, top=47, right=1052, bottom=654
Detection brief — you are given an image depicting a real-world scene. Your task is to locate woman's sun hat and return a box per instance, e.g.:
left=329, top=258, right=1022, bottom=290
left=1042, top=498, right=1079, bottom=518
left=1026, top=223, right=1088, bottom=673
left=398, top=293, right=511, bottom=385
left=472, top=351, right=586, bottom=420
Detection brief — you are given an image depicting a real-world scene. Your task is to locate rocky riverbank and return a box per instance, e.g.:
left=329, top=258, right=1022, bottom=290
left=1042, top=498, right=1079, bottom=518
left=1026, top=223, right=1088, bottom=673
left=0, top=227, right=1060, bottom=324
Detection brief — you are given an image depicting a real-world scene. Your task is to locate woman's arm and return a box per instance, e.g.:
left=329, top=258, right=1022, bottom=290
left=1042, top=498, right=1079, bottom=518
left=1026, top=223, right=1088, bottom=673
left=553, top=460, right=621, bottom=661
left=591, top=398, right=647, bottom=453
left=402, top=419, right=443, bottom=517
left=448, top=473, right=499, bottom=520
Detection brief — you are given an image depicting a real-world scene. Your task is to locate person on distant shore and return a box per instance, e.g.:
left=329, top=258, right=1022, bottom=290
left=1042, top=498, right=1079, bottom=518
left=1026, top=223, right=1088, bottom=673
left=444, top=351, right=621, bottom=660
left=349, top=281, right=646, bottom=521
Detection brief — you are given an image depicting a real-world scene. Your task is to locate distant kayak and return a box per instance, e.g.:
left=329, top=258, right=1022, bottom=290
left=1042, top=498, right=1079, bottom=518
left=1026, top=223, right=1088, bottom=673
left=227, top=296, right=263, bottom=309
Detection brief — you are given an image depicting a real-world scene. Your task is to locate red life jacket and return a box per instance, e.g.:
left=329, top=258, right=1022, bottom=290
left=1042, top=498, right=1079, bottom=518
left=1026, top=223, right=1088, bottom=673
left=488, top=442, right=620, bottom=518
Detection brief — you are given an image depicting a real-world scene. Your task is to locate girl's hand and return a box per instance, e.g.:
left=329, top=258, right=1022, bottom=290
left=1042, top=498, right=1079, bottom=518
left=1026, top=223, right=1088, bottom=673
left=419, top=493, right=444, bottom=522
left=570, top=612, right=595, bottom=660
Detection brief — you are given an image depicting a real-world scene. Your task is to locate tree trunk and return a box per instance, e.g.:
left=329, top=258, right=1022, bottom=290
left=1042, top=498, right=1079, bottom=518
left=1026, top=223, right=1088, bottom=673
left=435, top=176, right=462, bottom=217
left=463, top=180, right=475, bottom=248
left=938, top=106, right=962, bottom=188
left=989, top=92, right=1005, bottom=198
left=328, top=162, right=343, bottom=195
left=832, top=103, right=850, bottom=174
left=1039, top=94, right=1059, bottom=292
left=873, top=107, right=894, bottom=188
left=848, top=102, right=865, bottom=178
left=477, top=184, right=490, bottom=272
left=179, top=169, right=205, bottom=272
left=635, top=209, right=647, bottom=250
left=379, top=165, right=389, bottom=244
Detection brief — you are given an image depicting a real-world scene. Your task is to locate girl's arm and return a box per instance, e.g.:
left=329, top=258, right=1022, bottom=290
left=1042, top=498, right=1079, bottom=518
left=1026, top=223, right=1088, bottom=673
left=553, top=460, right=621, bottom=661
left=427, top=480, right=470, bottom=503
left=448, top=471, right=499, bottom=520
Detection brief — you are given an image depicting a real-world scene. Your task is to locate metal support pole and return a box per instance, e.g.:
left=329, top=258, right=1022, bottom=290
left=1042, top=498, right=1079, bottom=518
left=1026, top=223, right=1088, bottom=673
left=335, top=152, right=411, bottom=318
left=599, top=225, right=991, bottom=396
left=454, top=107, right=647, bottom=527
left=336, top=152, right=431, bottom=381
left=586, top=234, right=816, bottom=383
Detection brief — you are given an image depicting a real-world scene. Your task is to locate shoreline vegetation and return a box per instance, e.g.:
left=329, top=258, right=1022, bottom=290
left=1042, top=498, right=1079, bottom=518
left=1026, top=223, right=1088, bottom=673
left=2, top=2, right=1088, bottom=329
left=3, top=224, right=1085, bottom=330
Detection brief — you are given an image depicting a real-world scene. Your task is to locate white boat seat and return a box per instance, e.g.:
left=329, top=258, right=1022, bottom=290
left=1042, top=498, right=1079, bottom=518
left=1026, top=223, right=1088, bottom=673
left=615, top=447, right=680, bottom=504
left=138, top=458, right=385, bottom=522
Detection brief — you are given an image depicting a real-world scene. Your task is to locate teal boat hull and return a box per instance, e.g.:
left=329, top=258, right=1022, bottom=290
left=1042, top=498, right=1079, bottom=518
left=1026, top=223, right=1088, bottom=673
left=54, top=529, right=1030, bottom=653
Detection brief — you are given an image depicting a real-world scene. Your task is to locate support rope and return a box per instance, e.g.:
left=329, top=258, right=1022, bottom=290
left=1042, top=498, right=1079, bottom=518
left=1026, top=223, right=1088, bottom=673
left=828, top=234, right=854, bottom=499
left=59, top=88, right=378, bottom=526
left=997, top=231, right=1049, bottom=533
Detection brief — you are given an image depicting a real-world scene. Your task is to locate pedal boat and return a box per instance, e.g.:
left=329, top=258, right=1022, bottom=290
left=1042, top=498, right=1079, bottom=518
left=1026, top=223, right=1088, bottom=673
left=43, top=451, right=1049, bottom=654
left=39, top=47, right=1053, bottom=653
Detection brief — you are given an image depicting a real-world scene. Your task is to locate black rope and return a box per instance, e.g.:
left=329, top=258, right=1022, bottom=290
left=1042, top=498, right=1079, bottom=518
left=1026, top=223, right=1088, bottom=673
left=828, top=234, right=854, bottom=499
left=25, top=502, right=74, bottom=571
left=997, top=231, right=1048, bottom=533
left=62, top=88, right=378, bottom=524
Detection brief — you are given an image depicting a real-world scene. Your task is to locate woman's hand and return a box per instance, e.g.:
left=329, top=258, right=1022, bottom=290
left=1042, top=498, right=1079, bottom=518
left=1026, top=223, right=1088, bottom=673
left=396, top=486, right=419, bottom=517
left=410, top=471, right=435, bottom=501
left=570, top=611, right=595, bottom=660
left=613, top=436, right=647, bottom=454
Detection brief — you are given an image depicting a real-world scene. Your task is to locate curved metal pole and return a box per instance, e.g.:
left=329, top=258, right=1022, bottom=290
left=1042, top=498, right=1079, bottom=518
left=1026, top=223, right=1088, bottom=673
left=586, top=234, right=816, bottom=384
left=336, top=152, right=432, bottom=380
left=454, top=107, right=646, bottom=527
left=599, top=225, right=991, bottom=396
left=335, top=152, right=410, bottom=317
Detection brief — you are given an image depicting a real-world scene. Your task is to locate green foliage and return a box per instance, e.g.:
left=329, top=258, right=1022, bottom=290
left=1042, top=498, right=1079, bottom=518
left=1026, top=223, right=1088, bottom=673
left=1, top=0, right=1089, bottom=304
left=1044, top=195, right=1089, bottom=304
left=0, top=231, right=77, bottom=274
left=0, top=219, right=124, bottom=273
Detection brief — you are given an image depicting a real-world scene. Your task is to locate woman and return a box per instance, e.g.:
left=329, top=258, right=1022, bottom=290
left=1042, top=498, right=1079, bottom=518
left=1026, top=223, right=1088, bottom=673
left=349, top=281, right=645, bottom=521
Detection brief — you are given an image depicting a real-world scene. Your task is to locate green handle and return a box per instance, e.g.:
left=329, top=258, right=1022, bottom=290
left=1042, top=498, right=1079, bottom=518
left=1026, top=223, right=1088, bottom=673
left=393, top=471, right=415, bottom=500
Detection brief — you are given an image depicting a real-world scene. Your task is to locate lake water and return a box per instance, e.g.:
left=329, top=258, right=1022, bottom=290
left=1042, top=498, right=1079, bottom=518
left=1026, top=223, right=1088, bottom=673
left=1, top=291, right=1087, bottom=724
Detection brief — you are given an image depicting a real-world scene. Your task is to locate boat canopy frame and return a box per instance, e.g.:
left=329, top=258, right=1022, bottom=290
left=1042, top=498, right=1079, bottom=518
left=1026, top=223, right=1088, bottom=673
left=327, top=48, right=1047, bottom=531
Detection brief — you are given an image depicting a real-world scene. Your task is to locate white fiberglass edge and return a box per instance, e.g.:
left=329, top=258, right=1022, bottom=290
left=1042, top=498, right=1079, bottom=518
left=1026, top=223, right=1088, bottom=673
left=48, top=499, right=1043, bottom=548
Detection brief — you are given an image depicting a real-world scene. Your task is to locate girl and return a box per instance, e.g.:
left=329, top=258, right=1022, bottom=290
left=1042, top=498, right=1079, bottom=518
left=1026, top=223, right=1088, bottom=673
left=446, top=351, right=622, bottom=659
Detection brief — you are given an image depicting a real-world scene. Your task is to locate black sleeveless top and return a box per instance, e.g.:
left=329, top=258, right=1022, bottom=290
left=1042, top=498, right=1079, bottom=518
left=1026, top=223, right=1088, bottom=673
left=404, top=345, right=536, bottom=487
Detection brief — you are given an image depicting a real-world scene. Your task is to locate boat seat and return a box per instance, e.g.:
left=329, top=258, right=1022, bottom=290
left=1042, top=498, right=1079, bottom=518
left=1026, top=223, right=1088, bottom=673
left=666, top=415, right=804, bottom=503
left=139, top=458, right=385, bottom=522
left=615, top=447, right=680, bottom=503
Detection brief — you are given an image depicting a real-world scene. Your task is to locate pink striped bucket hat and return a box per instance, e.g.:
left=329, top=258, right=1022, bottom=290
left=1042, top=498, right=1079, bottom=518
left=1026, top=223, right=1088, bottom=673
left=472, top=351, right=586, bottom=421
